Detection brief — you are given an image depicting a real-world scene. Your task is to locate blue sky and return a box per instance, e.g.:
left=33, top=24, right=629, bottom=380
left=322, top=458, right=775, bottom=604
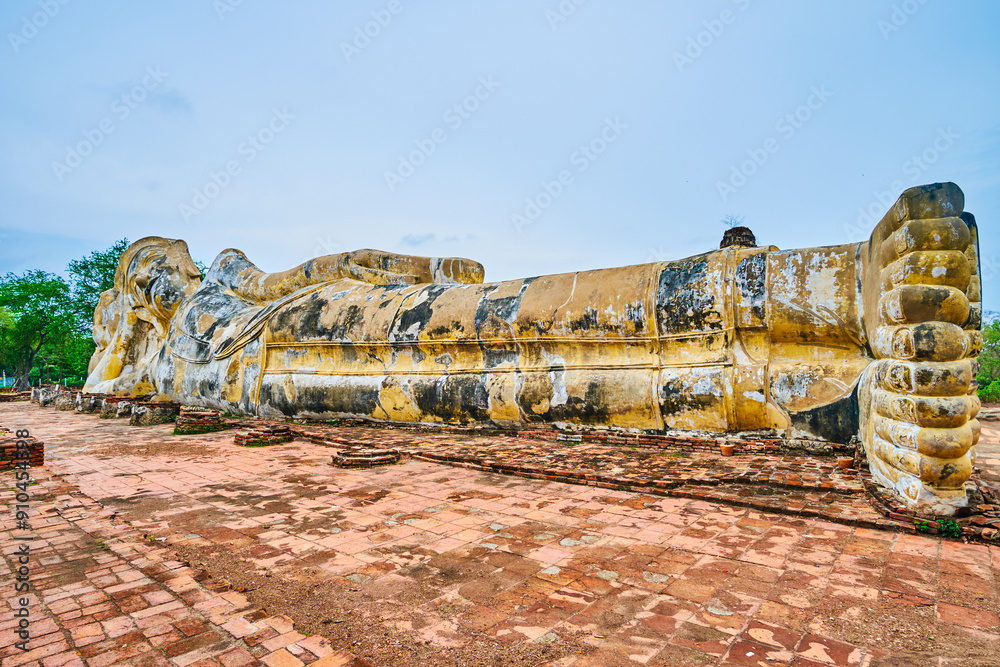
left=1, top=0, right=998, bottom=312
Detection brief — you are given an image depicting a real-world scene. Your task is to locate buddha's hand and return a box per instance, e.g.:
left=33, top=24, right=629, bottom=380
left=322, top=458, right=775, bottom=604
left=859, top=182, right=982, bottom=508
left=342, top=249, right=485, bottom=286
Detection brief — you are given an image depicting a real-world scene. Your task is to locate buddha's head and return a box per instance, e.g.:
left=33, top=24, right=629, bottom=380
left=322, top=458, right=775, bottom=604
left=84, top=237, right=201, bottom=393
left=115, top=237, right=202, bottom=327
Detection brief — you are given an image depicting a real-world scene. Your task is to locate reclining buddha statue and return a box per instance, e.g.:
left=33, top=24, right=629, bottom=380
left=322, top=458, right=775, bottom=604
left=85, top=182, right=982, bottom=514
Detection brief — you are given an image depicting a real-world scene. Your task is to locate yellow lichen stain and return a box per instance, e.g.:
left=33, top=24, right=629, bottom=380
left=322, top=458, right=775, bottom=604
left=197, top=312, right=215, bottom=335
left=282, top=375, right=296, bottom=404
left=131, top=379, right=155, bottom=396
left=530, top=398, right=550, bottom=415
left=375, top=382, right=420, bottom=422
left=224, top=357, right=242, bottom=403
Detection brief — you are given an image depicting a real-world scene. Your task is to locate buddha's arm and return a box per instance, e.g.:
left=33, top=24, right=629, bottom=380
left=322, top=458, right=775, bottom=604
left=212, top=248, right=485, bottom=304
left=342, top=249, right=485, bottom=286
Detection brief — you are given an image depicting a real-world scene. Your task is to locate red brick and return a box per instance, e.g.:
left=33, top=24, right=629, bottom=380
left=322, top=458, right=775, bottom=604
left=218, top=648, right=258, bottom=667
left=936, top=602, right=1000, bottom=630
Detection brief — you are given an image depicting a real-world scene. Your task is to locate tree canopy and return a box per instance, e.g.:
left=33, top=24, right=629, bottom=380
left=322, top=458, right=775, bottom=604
left=0, top=271, right=77, bottom=389
left=977, top=315, right=1000, bottom=403
left=67, top=238, right=129, bottom=327
left=0, top=239, right=129, bottom=388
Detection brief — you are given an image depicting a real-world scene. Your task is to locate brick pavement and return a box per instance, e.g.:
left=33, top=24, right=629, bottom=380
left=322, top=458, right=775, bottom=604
left=2, top=403, right=1000, bottom=666
left=287, top=424, right=1000, bottom=537
left=289, top=425, right=877, bottom=524
left=0, top=465, right=367, bottom=667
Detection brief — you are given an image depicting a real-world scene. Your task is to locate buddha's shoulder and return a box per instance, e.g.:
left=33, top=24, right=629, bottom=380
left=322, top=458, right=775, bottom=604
left=202, top=248, right=260, bottom=286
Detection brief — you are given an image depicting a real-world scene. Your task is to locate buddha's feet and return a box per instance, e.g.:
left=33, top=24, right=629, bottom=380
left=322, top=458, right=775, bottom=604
left=859, top=182, right=982, bottom=514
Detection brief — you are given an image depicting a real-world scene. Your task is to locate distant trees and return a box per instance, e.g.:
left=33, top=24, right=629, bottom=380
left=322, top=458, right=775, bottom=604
left=978, top=314, right=1000, bottom=403
left=67, top=238, right=129, bottom=326
left=0, top=239, right=129, bottom=388
left=0, top=272, right=77, bottom=389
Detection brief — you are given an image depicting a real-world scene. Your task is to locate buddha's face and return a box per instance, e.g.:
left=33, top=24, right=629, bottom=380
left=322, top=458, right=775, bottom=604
left=126, top=241, right=202, bottom=322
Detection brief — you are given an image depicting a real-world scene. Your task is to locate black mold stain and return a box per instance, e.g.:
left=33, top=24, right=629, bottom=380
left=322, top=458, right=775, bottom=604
left=515, top=372, right=555, bottom=421
left=181, top=283, right=245, bottom=342
left=481, top=345, right=518, bottom=372
left=624, top=301, right=645, bottom=333
left=474, top=279, right=535, bottom=333
left=551, top=381, right=613, bottom=423
left=910, top=323, right=938, bottom=355
left=261, top=380, right=380, bottom=417
left=196, top=375, right=220, bottom=399
left=656, top=254, right=722, bottom=334
left=960, top=213, right=981, bottom=331
left=569, top=307, right=599, bottom=332
left=515, top=376, right=612, bottom=424
left=938, top=462, right=960, bottom=483
left=475, top=281, right=534, bottom=370
left=341, top=340, right=358, bottom=364
left=122, top=321, right=152, bottom=368
left=658, top=377, right=721, bottom=417
left=392, top=285, right=449, bottom=342
left=430, top=321, right=466, bottom=337
left=267, top=297, right=367, bottom=343
left=270, top=298, right=318, bottom=337
left=965, top=307, right=982, bottom=330
left=735, top=252, right=766, bottom=323
left=155, top=346, right=174, bottom=395
left=787, top=383, right=860, bottom=444
left=411, top=376, right=490, bottom=423
left=327, top=304, right=365, bottom=340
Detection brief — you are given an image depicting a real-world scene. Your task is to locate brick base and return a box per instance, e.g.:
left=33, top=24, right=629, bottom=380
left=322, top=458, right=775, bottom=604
left=0, top=430, right=44, bottom=469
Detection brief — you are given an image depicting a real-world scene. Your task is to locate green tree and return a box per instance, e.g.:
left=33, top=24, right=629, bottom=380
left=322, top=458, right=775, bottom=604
left=0, top=271, right=77, bottom=390
left=67, top=238, right=129, bottom=325
left=60, top=335, right=97, bottom=385
left=0, top=307, right=14, bottom=386
left=2, top=238, right=195, bottom=389
left=978, top=314, right=1000, bottom=403
left=58, top=238, right=131, bottom=385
